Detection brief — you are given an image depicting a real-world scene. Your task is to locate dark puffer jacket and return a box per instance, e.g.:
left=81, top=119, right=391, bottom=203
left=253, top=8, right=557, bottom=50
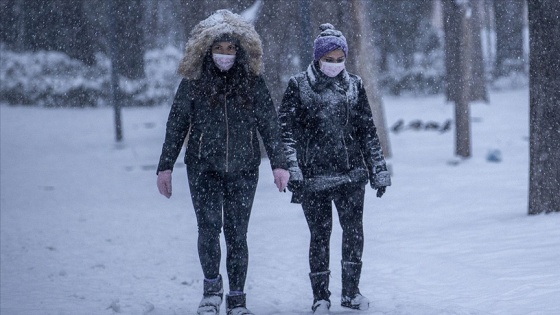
left=157, top=9, right=286, bottom=175
left=157, top=65, right=287, bottom=173
left=278, top=62, right=389, bottom=190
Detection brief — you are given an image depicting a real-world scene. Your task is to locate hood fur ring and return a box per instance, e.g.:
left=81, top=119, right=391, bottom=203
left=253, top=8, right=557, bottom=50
left=178, top=9, right=264, bottom=79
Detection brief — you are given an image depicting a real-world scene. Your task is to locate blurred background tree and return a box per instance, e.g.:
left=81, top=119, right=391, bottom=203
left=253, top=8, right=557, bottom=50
left=527, top=0, right=560, bottom=215
left=1, top=0, right=529, bottom=107
left=494, top=0, right=525, bottom=78
left=1, top=0, right=95, bottom=65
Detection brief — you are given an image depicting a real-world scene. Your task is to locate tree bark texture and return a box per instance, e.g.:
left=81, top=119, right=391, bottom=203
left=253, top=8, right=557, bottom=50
left=527, top=0, right=560, bottom=214
left=469, top=0, right=489, bottom=102
left=443, top=0, right=472, bottom=157
left=442, top=0, right=487, bottom=104
left=455, top=1, right=472, bottom=158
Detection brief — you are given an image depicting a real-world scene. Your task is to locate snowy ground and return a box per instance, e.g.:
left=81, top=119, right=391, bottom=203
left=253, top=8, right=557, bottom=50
left=1, top=86, right=559, bottom=315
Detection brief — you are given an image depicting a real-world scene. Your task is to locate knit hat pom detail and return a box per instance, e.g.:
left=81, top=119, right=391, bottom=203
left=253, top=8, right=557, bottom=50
left=319, top=23, right=334, bottom=31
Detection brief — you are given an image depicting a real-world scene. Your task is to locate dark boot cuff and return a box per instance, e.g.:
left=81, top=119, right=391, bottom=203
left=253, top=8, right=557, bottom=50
left=204, top=274, right=223, bottom=296
left=226, top=293, right=246, bottom=310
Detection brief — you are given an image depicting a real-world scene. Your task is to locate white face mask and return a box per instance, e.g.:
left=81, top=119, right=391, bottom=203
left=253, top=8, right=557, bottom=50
left=212, top=53, right=236, bottom=71
left=319, top=60, right=345, bottom=77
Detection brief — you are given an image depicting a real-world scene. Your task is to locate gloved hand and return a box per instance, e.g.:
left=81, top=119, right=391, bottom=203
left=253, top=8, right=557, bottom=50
left=273, top=168, right=290, bottom=192
left=157, top=170, right=172, bottom=198
left=370, top=165, right=391, bottom=198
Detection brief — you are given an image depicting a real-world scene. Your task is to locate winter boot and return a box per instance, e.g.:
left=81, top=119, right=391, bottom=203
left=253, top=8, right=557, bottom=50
left=341, top=261, right=369, bottom=310
left=226, top=293, right=253, bottom=315
left=197, top=275, right=224, bottom=315
left=309, top=271, right=331, bottom=314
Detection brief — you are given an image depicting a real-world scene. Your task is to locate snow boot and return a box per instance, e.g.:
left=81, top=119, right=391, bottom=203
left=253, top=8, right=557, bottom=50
left=226, top=293, right=253, bottom=315
left=309, top=271, right=331, bottom=314
left=197, top=275, right=224, bottom=315
left=341, top=261, right=369, bottom=310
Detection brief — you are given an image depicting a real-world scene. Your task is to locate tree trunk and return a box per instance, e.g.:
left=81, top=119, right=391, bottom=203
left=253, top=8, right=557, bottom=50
left=469, top=0, right=489, bottom=103
left=527, top=0, right=560, bottom=215
left=107, top=1, right=123, bottom=141
left=298, top=0, right=313, bottom=71
left=255, top=0, right=302, bottom=105
left=19, top=0, right=95, bottom=65
left=494, top=0, right=525, bottom=77
left=443, top=0, right=472, bottom=157
left=113, top=0, right=145, bottom=79
left=442, top=0, right=462, bottom=104
left=455, top=1, right=472, bottom=158
left=443, top=0, right=487, bottom=104
left=351, top=0, right=391, bottom=158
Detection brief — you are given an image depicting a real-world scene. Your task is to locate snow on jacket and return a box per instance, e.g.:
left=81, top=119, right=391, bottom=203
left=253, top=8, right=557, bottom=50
left=278, top=61, right=390, bottom=190
left=157, top=10, right=287, bottom=174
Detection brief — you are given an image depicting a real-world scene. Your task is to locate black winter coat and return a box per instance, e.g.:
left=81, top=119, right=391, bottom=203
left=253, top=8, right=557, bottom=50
left=157, top=69, right=287, bottom=174
left=278, top=62, right=387, bottom=190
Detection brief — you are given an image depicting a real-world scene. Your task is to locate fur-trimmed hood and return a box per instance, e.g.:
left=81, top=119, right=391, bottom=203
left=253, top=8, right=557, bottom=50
left=177, top=9, right=264, bottom=80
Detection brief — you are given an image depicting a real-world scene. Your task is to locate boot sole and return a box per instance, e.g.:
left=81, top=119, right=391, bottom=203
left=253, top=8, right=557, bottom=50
left=341, top=302, right=369, bottom=310
left=198, top=306, right=219, bottom=315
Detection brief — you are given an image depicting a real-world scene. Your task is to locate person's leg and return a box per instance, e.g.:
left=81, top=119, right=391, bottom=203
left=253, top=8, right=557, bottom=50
left=188, top=169, right=224, bottom=280
left=188, top=169, right=226, bottom=314
left=301, top=189, right=333, bottom=273
left=222, top=169, right=258, bottom=292
left=222, top=169, right=258, bottom=314
left=333, top=184, right=369, bottom=310
left=302, top=189, right=333, bottom=311
left=333, top=184, right=365, bottom=263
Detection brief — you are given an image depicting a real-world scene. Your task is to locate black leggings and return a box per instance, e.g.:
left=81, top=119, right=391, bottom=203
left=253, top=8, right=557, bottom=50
left=301, top=183, right=365, bottom=273
left=188, top=168, right=258, bottom=292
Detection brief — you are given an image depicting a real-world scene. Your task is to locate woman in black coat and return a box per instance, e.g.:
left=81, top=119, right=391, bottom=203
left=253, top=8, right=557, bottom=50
left=278, top=23, right=391, bottom=314
left=156, top=10, right=289, bottom=315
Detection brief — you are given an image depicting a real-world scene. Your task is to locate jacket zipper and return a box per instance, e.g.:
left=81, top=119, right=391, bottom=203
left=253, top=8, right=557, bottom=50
left=198, top=133, right=203, bottom=159
left=250, top=129, right=254, bottom=155
left=344, top=92, right=350, bottom=168
left=342, top=137, right=350, bottom=169
left=224, top=92, right=229, bottom=172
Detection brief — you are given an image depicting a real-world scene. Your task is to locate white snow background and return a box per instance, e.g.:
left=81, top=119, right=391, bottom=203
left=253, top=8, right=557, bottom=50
left=1, top=85, right=559, bottom=315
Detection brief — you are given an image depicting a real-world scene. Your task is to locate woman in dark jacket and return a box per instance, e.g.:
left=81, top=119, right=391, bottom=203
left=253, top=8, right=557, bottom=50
left=156, top=10, right=289, bottom=315
left=278, top=23, right=391, bottom=314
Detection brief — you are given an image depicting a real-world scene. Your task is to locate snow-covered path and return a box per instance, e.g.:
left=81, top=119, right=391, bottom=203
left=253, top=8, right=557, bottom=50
left=1, top=87, right=559, bottom=315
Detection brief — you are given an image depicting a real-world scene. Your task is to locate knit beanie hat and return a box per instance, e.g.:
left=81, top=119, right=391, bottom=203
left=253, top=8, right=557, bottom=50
left=313, top=23, right=348, bottom=61
left=213, top=33, right=241, bottom=47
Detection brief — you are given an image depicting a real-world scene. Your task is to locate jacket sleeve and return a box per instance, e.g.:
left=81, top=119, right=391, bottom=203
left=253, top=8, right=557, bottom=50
left=278, top=77, right=302, bottom=170
left=355, top=79, right=391, bottom=187
left=156, top=79, right=192, bottom=174
left=254, top=76, right=288, bottom=170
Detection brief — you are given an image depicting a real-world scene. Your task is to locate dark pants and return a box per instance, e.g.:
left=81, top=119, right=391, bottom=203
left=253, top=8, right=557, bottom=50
left=301, top=183, right=365, bottom=273
left=187, top=168, right=258, bottom=292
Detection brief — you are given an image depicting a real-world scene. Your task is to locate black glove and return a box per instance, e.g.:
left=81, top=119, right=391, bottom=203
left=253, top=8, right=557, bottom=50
left=370, top=164, right=390, bottom=198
